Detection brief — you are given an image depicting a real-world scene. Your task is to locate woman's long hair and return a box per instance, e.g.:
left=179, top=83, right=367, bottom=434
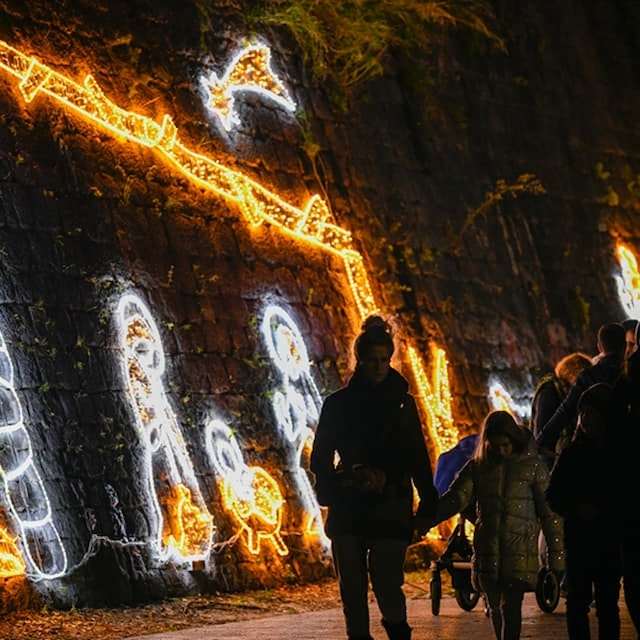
left=474, top=410, right=526, bottom=463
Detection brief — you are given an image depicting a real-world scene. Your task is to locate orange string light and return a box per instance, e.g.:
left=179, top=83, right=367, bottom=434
left=0, top=39, right=458, bottom=472
left=0, top=527, right=26, bottom=577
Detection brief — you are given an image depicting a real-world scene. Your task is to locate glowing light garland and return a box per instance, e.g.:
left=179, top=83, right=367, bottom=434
left=0, top=329, right=67, bottom=579
left=0, top=39, right=375, bottom=320
left=201, top=43, right=296, bottom=131
left=116, top=293, right=213, bottom=562
left=205, top=420, right=288, bottom=556
left=616, top=244, right=640, bottom=319
left=261, top=305, right=328, bottom=544
left=407, top=345, right=456, bottom=456
left=0, top=39, right=459, bottom=486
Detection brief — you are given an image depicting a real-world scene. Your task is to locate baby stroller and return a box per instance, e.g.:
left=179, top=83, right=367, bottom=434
left=429, top=435, right=561, bottom=616
left=429, top=514, right=480, bottom=615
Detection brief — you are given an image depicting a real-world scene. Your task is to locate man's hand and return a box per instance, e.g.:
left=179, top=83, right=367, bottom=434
left=350, top=465, right=387, bottom=493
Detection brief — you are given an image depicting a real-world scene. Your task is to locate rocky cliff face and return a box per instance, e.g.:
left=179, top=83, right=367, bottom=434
left=0, top=0, right=636, bottom=609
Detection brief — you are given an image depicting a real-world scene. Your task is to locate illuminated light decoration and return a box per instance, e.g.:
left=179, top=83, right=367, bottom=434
left=261, top=305, right=327, bottom=544
left=407, top=345, right=456, bottom=459
left=615, top=244, right=640, bottom=318
left=0, top=329, right=67, bottom=579
left=488, top=379, right=530, bottom=421
left=0, top=40, right=456, bottom=461
left=205, top=420, right=288, bottom=556
left=116, top=293, right=213, bottom=562
left=201, top=43, right=296, bottom=131
left=0, top=39, right=376, bottom=319
left=0, top=527, right=26, bottom=577
left=163, top=484, right=215, bottom=558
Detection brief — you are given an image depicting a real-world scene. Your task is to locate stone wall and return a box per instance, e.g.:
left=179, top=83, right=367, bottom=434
left=0, top=0, right=637, bottom=609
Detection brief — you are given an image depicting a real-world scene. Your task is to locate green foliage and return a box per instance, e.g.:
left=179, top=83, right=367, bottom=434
left=595, top=161, right=640, bottom=210
left=569, top=285, right=591, bottom=336
left=244, top=0, right=503, bottom=102
left=459, top=173, right=546, bottom=237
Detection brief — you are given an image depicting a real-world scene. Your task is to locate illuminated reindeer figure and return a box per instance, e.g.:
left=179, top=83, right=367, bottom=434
left=205, top=419, right=288, bottom=556
left=116, top=294, right=213, bottom=562
left=261, top=305, right=326, bottom=543
left=0, top=329, right=67, bottom=578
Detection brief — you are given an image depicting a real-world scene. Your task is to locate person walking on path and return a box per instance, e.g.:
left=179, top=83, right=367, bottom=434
left=310, top=316, right=438, bottom=640
left=530, top=351, right=592, bottom=469
left=536, top=322, right=626, bottom=457
left=424, top=410, right=564, bottom=640
left=546, top=382, right=623, bottom=640
left=612, top=324, right=640, bottom=638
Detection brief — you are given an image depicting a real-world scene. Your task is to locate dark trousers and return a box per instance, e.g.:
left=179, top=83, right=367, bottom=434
left=622, top=526, right=640, bottom=637
left=331, top=535, right=408, bottom=639
left=565, top=536, right=621, bottom=640
left=485, top=588, right=524, bottom=640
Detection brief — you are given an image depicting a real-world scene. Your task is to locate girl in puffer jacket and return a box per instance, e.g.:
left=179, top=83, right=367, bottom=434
left=426, top=410, right=564, bottom=640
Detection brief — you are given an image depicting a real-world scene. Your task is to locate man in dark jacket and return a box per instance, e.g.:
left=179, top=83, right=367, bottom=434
left=546, top=383, right=622, bottom=639
left=612, top=326, right=640, bottom=637
left=536, top=323, right=626, bottom=456
left=310, top=316, right=437, bottom=640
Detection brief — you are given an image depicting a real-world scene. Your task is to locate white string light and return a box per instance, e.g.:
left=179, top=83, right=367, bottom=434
left=261, top=305, right=328, bottom=545
left=0, top=329, right=67, bottom=579
left=116, top=293, right=213, bottom=563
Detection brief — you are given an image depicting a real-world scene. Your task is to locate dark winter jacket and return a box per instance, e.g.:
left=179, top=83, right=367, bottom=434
left=546, top=431, right=622, bottom=546
left=536, top=353, right=624, bottom=453
left=611, top=350, right=640, bottom=528
left=434, top=447, right=564, bottom=593
left=530, top=374, right=565, bottom=468
left=310, top=367, right=437, bottom=540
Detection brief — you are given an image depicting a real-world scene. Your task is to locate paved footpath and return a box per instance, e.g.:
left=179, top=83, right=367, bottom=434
left=123, top=593, right=636, bottom=640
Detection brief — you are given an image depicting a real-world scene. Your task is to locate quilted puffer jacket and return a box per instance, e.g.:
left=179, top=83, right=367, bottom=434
left=435, top=447, right=564, bottom=592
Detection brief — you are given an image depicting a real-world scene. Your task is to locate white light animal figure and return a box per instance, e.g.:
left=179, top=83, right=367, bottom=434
left=0, top=329, right=68, bottom=579
left=116, top=293, right=213, bottom=562
left=205, top=420, right=288, bottom=556
left=201, top=43, right=296, bottom=131
left=615, top=244, right=640, bottom=319
left=261, top=305, right=327, bottom=544
left=488, top=379, right=531, bottom=422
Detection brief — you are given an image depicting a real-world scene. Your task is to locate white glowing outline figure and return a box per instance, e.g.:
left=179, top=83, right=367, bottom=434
left=201, top=43, right=296, bottom=131
left=260, top=305, right=327, bottom=543
left=205, top=420, right=288, bottom=556
left=116, top=293, right=213, bottom=562
left=616, top=244, right=640, bottom=319
left=0, top=329, right=68, bottom=579
left=488, top=379, right=530, bottom=421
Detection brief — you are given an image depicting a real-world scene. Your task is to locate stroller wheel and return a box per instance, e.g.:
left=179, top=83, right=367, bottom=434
left=430, top=571, right=442, bottom=615
left=455, top=588, right=480, bottom=611
left=535, top=568, right=560, bottom=613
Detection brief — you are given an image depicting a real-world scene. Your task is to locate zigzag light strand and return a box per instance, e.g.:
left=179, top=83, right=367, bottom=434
left=0, top=39, right=458, bottom=457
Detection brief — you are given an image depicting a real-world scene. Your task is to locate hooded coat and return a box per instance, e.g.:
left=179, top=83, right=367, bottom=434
left=310, top=367, right=437, bottom=540
left=434, top=444, right=564, bottom=592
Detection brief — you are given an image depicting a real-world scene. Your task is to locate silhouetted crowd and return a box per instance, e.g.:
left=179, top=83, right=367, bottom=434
left=311, top=315, right=640, bottom=640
